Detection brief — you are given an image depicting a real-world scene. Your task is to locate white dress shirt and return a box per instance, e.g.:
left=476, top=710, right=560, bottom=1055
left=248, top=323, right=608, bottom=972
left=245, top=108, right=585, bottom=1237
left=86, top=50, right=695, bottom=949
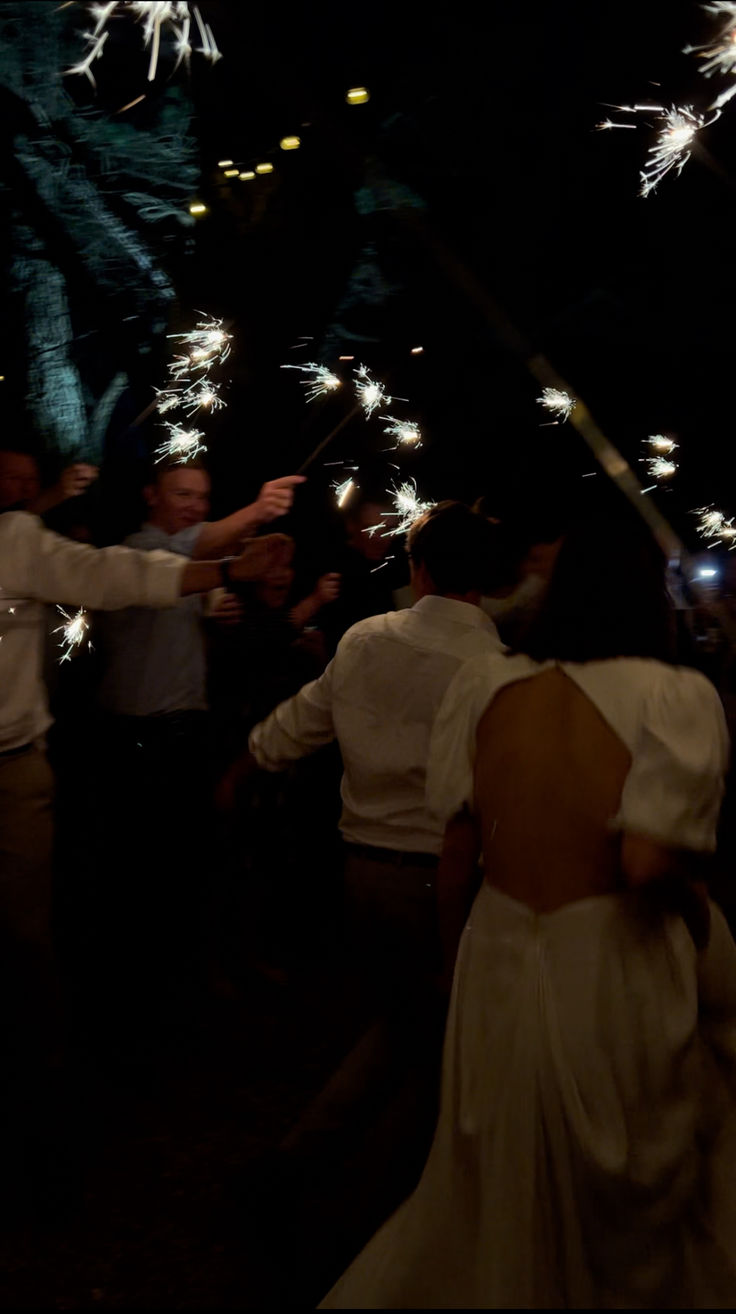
left=249, top=594, right=504, bottom=855
left=0, top=512, right=186, bottom=751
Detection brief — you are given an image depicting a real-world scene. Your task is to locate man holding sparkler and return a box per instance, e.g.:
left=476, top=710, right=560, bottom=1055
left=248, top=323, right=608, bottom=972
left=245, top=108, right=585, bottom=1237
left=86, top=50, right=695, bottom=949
left=244, top=501, right=503, bottom=1287
left=91, top=459, right=304, bottom=1060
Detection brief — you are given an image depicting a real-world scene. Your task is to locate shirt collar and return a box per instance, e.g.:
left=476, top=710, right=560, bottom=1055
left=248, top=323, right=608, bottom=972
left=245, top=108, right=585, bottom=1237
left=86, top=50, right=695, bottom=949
left=411, top=593, right=498, bottom=632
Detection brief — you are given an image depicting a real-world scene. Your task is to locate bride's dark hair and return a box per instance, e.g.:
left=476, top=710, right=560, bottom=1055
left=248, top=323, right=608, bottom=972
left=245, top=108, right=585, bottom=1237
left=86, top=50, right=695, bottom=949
left=518, top=513, right=676, bottom=664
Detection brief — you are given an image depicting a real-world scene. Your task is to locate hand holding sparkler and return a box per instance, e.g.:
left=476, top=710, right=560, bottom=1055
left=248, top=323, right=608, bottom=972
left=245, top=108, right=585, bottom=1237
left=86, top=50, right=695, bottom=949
left=252, top=475, right=307, bottom=524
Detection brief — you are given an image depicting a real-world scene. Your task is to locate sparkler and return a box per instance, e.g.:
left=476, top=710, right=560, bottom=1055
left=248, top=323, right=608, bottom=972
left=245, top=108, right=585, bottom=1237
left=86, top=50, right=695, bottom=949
left=182, top=380, right=224, bottom=416
left=280, top=362, right=342, bottom=402
left=331, top=476, right=357, bottom=508
left=645, top=455, right=678, bottom=480
left=685, top=4, right=736, bottom=108
left=354, top=365, right=391, bottom=418
left=537, top=387, right=576, bottom=423
left=154, top=388, right=181, bottom=414
left=153, top=422, right=206, bottom=464
left=693, top=505, right=736, bottom=545
left=376, top=479, right=436, bottom=537
left=65, top=3, right=221, bottom=86
left=54, top=606, right=91, bottom=663
left=598, top=103, right=719, bottom=196
left=168, top=315, right=231, bottom=375
left=381, top=416, right=422, bottom=448
left=645, top=434, right=678, bottom=456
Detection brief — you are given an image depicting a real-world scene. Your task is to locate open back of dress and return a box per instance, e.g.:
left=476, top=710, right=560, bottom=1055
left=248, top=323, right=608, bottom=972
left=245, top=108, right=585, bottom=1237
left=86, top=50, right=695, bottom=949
left=475, top=667, right=631, bottom=911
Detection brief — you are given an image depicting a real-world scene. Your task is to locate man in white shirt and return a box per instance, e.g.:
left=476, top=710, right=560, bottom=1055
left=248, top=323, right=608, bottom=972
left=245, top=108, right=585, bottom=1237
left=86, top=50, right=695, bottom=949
left=0, top=504, right=291, bottom=1218
left=245, top=502, right=503, bottom=1278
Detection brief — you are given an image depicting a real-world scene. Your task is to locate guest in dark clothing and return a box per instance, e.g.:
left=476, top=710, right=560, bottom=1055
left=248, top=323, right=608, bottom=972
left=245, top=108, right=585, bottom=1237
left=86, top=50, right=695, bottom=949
left=320, top=499, right=408, bottom=652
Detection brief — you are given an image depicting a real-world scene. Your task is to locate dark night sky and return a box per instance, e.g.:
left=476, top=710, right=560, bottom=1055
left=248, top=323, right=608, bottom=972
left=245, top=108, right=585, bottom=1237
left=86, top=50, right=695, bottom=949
left=173, top=0, right=736, bottom=550
left=11, top=0, right=736, bottom=559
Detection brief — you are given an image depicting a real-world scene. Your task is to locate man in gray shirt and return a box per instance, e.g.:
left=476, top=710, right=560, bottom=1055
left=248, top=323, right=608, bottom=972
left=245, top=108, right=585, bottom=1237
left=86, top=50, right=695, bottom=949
left=92, top=459, right=304, bottom=1062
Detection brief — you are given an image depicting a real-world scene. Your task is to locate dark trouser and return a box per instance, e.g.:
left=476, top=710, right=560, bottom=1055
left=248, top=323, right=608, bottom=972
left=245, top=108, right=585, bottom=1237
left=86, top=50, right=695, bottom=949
left=0, top=744, right=72, bottom=1214
left=89, top=711, right=212, bottom=1059
left=276, top=844, right=445, bottom=1296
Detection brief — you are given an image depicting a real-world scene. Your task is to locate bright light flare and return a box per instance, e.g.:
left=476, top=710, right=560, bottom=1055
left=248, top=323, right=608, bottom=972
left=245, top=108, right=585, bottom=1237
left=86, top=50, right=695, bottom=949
left=381, top=415, right=422, bottom=447
left=281, top=361, right=342, bottom=401
left=154, top=422, right=207, bottom=464
left=355, top=364, right=391, bottom=418
left=537, top=387, right=576, bottom=423
left=54, top=606, right=91, bottom=663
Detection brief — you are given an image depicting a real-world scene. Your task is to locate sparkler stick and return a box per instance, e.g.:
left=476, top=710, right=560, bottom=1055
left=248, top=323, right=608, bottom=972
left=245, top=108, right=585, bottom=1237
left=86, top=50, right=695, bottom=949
left=297, top=405, right=361, bottom=474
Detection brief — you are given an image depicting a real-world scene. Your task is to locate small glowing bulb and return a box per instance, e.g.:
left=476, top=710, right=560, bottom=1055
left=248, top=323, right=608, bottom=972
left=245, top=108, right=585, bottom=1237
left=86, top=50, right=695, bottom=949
left=256, top=162, right=274, bottom=174
left=189, top=202, right=207, bottom=215
left=280, top=136, right=301, bottom=150
left=346, top=87, right=370, bottom=104
left=239, top=170, right=255, bottom=180
left=223, top=168, right=239, bottom=178
left=217, top=159, right=234, bottom=168
left=410, top=346, right=424, bottom=354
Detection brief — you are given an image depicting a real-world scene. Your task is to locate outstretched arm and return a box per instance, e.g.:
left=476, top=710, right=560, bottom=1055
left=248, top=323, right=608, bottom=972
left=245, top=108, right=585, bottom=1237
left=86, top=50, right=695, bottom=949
left=193, top=475, right=306, bottom=559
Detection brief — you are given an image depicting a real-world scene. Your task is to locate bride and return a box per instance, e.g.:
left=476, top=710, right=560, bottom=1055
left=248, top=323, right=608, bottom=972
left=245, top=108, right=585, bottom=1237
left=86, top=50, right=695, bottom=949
left=320, top=515, right=736, bottom=1309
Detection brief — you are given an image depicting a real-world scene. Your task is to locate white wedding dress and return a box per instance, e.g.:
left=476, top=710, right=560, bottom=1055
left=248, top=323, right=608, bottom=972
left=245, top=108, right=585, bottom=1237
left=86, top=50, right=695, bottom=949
left=320, top=656, right=736, bottom=1309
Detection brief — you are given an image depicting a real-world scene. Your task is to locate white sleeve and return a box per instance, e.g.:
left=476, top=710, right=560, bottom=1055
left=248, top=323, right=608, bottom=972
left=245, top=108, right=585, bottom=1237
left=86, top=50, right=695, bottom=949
left=249, top=660, right=336, bottom=770
left=613, top=667, right=729, bottom=852
left=2, top=513, right=185, bottom=609
left=426, top=654, right=502, bottom=824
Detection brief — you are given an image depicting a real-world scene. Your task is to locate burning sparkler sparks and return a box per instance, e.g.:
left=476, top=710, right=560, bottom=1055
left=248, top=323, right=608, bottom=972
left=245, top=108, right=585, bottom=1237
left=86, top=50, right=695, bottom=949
left=645, top=455, right=678, bottom=480
left=381, top=416, right=422, bottom=448
left=54, top=606, right=91, bottom=663
left=155, top=388, right=181, bottom=414
left=154, top=422, right=206, bottom=464
left=280, top=362, right=342, bottom=402
left=65, top=3, right=221, bottom=88
left=331, top=476, right=357, bottom=508
left=168, top=315, right=231, bottom=375
left=598, top=102, right=719, bottom=195
left=537, top=387, right=576, bottom=423
left=693, top=505, right=736, bottom=545
left=354, top=365, right=391, bottom=419
left=645, top=434, right=678, bottom=456
left=373, top=479, right=436, bottom=537
left=182, top=380, right=225, bottom=416
left=685, top=4, right=736, bottom=108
